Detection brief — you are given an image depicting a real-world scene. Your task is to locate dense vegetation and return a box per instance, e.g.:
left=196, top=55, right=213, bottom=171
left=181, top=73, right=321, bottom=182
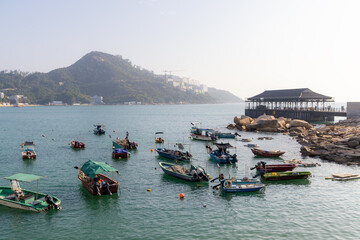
left=0, top=52, right=241, bottom=105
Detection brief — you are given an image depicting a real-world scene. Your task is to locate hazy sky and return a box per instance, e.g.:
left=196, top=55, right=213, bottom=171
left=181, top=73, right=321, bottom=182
left=1, top=0, right=359, bottom=102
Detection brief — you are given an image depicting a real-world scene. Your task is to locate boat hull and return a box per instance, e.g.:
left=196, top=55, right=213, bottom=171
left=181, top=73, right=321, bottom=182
left=258, top=164, right=297, bottom=172
left=0, top=187, right=61, bottom=212
left=209, top=150, right=237, bottom=164
left=159, top=162, right=208, bottom=182
left=261, top=171, right=311, bottom=181
left=78, top=172, right=119, bottom=195
left=190, top=133, right=217, bottom=141
left=112, top=152, right=130, bottom=159
left=156, top=149, right=190, bottom=161
left=251, top=148, right=285, bottom=157
left=70, top=141, right=85, bottom=149
left=22, top=151, right=37, bottom=159
left=220, top=179, right=264, bottom=193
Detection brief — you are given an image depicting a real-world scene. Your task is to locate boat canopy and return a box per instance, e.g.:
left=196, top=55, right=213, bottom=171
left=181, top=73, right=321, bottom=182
left=80, top=160, right=119, bottom=179
left=155, top=132, right=164, bottom=134
left=4, top=173, right=44, bottom=182
left=213, top=143, right=233, bottom=149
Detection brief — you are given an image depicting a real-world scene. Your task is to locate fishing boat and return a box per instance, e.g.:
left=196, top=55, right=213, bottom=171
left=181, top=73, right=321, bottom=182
left=215, top=131, right=239, bottom=139
left=191, top=132, right=217, bottom=141
left=21, top=141, right=36, bottom=159
left=159, top=162, right=209, bottom=182
left=70, top=140, right=85, bottom=149
left=0, top=173, right=61, bottom=212
left=190, top=122, right=215, bottom=134
left=112, top=148, right=130, bottom=159
left=251, top=148, right=285, bottom=157
left=190, top=122, right=217, bottom=141
left=251, top=161, right=297, bottom=172
left=208, top=143, right=237, bottom=164
left=240, top=138, right=252, bottom=142
left=261, top=171, right=311, bottom=181
left=75, top=160, right=120, bottom=196
left=113, top=138, right=138, bottom=150
left=112, top=132, right=138, bottom=150
left=93, top=124, right=106, bottom=135
left=156, top=143, right=191, bottom=161
left=211, top=174, right=264, bottom=193
left=155, top=132, right=164, bottom=143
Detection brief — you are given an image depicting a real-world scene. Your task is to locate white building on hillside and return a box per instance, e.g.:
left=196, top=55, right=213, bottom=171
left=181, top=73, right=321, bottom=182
left=91, top=96, right=104, bottom=105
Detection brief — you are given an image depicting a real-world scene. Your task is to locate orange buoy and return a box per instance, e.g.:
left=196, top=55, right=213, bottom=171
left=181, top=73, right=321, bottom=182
left=147, top=189, right=151, bottom=192
left=151, top=149, right=154, bottom=152
left=179, top=193, right=185, bottom=199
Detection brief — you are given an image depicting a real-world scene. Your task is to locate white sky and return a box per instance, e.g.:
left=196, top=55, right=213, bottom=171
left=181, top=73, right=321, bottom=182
left=1, top=0, right=359, bottom=102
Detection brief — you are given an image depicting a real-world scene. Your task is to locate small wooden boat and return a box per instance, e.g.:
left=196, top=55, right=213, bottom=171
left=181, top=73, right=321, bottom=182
left=251, top=148, right=285, bottom=157
left=22, top=141, right=36, bottom=159
left=155, top=132, right=164, bottom=143
left=220, top=178, right=264, bottom=193
left=112, top=149, right=130, bottom=159
left=0, top=173, right=61, bottom=212
left=70, top=140, right=85, bottom=149
left=159, top=162, right=209, bottom=182
left=208, top=143, right=237, bottom=164
left=156, top=146, right=191, bottom=161
left=75, top=160, right=120, bottom=196
left=190, top=133, right=217, bottom=141
left=211, top=174, right=263, bottom=193
left=261, top=171, right=311, bottom=181
left=326, top=173, right=360, bottom=181
left=93, top=124, right=106, bottom=135
left=252, top=161, right=297, bottom=172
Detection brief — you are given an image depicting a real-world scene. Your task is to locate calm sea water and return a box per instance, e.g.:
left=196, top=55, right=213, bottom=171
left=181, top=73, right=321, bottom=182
left=0, top=103, right=359, bottom=240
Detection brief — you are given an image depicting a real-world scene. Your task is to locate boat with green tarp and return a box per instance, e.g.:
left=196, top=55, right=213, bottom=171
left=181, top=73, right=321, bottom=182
left=0, top=173, right=61, bottom=212
left=75, top=160, right=120, bottom=196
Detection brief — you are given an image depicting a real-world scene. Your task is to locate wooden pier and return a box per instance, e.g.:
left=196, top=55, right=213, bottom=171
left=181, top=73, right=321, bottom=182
left=245, top=88, right=346, bottom=122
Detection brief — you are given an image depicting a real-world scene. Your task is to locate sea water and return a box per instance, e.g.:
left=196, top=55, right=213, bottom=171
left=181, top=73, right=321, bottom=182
left=0, top=104, right=359, bottom=239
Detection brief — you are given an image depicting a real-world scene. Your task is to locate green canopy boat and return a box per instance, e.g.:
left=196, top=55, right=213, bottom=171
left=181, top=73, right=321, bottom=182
left=76, top=160, right=120, bottom=196
left=0, top=173, right=61, bottom=212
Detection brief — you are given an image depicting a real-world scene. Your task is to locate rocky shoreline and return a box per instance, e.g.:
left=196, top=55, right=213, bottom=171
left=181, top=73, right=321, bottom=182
left=228, top=115, right=360, bottom=166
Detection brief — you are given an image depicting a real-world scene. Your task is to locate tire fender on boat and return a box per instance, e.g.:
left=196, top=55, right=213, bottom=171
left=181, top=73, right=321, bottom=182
left=224, top=180, right=232, bottom=188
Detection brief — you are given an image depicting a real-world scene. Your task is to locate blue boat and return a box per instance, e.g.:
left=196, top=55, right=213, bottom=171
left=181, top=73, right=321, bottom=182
left=159, top=162, right=209, bottom=182
left=208, top=143, right=237, bottom=164
left=215, top=132, right=239, bottom=139
left=93, top=124, right=106, bottom=135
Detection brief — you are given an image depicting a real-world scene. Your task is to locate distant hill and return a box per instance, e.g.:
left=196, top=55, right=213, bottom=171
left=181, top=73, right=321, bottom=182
left=208, top=87, right=243, bottom=103
left=0, top=51, right=240, bottom=105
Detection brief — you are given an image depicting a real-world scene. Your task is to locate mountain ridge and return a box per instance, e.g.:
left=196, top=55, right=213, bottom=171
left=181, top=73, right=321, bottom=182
left=0, top=51, right=243, bottom=105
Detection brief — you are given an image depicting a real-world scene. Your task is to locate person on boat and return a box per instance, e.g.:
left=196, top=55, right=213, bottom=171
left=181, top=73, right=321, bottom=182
left=45, top=194, right=60, bottom=210
left=93, top=177, right=102, bottom=196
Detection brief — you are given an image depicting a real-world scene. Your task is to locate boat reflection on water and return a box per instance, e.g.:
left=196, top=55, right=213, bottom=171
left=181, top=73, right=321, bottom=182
left=260, top=178, right=311, bottom=186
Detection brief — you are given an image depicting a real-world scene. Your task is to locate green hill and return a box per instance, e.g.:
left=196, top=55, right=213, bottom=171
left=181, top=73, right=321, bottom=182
left=0, top=51, right=240, bottom=105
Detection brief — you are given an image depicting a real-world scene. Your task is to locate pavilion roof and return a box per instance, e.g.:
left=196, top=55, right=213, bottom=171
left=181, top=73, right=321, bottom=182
left=247, top=88, right=333, bottom=101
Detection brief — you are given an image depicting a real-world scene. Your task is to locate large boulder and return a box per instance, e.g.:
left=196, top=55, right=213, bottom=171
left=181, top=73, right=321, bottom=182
left=234, top=115, right=254, bottom=127
left=289, top=119, right=312, bottom=129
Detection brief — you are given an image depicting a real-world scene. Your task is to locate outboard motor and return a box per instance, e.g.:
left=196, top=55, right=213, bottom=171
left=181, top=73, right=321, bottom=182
left=45, top=195, right=59, bottom=209
left=232, top=154, right=237, bottom=162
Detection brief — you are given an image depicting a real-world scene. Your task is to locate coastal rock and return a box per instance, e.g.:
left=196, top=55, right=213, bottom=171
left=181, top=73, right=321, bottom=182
left=289, top=119, right=313, bottom=129
left=347, top=140, right=359, bottom=148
